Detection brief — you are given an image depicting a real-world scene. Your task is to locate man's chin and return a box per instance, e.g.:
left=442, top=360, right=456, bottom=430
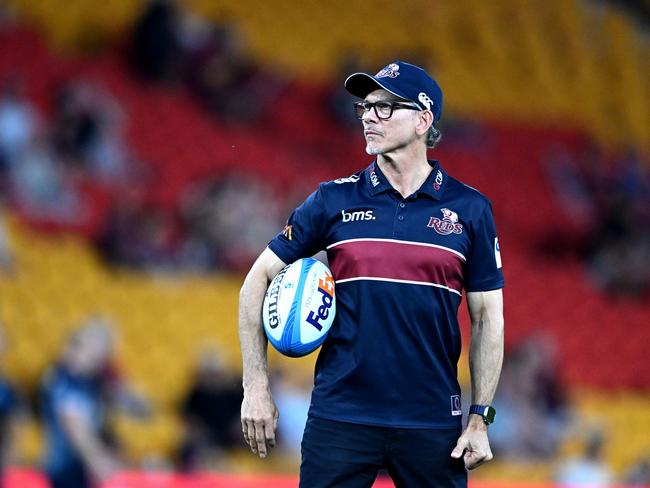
left=366, top=145, right=383, bottom=155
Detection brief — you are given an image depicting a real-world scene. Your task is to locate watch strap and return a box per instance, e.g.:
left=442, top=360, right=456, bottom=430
left=469, top=404, right=496, bottom=424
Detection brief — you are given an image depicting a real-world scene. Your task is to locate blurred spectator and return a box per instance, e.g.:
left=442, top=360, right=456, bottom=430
left=489, top=332, right=570, bottom=460
left=99, top=325, right=151, bottom=424
left=40, top=320, right=122, bottom=488
left=327, top=53, right=365, bottom=127
left=0, top=206, right=14, bottom=273
left=9, top=135, right=84, bottom=224
left=177, top=347, right=242, bottom=471
left=555, top=429, right=613, bottom=487
left=185, top=25, right=274, bottom=122
left=543, top=142, right=650, bottom=297
left=624, top=453, right=650, bottom=485
left=271, top=367, right=311, bottom=457
left=50, top=80, right=129, bottom=182
left=116, top=207, right=180, bottom=271
left=543, top=144, right=597, bottom=239
left=181, top=174, right=284, bottom=272
left=130, top=0, right=182, bottom=82
left=0, top=325, right=21, bottom=485
left=98, top=193, right=186, bottom=273
left=587, top=148, right=650, bottom=297
left=0, top=76, right=38, bottom=171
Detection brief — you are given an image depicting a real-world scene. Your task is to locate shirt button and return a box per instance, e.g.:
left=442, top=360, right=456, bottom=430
left=399, top=202, right=405, bottom=208
left=398, top=216, right=404, bottom=221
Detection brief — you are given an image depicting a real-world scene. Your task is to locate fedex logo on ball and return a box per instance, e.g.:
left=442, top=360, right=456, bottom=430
left=306, top=272, right=335, bottom=331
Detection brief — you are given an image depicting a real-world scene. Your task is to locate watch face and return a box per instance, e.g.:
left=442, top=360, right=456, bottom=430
left=470, top=405, right=496, bottom=424
left=485, top=406, right=496, bottom=424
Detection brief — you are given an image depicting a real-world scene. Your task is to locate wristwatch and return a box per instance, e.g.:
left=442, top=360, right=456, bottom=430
left=469, top=404, right=496, bottom=425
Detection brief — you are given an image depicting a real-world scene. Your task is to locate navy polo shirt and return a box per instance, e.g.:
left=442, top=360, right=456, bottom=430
left=268, top=160, right=504, bottom=428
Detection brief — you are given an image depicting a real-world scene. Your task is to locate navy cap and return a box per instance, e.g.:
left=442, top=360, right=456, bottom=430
left=344, top=61, right=443, bottom=122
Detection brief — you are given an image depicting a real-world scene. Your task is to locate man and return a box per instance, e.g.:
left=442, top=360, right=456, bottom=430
left=239, top=61, right=504, bottom=487
left=178, top=348, right=243, bottom=471
left=41, top=321, right=122, bottom=488
left=0, top=324, right=21, bottom=488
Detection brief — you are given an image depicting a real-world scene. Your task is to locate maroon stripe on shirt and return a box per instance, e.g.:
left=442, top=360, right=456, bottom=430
left=328, top=239, right=464, bottom=293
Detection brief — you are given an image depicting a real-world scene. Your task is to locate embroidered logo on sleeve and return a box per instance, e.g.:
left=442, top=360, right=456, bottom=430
left=282, top=224, right=292, bottom=240
left=451, top=395, right=462, bottom=416
left=495, top=237, right=502, bottom=268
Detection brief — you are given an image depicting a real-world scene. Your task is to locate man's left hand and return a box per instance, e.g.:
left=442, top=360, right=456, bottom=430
left=450, top=415, right=493, bottom=470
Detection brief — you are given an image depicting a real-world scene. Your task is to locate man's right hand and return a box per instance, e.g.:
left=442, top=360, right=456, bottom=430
left=89, top=455, right=122, bottom=485
left=241, top=384, right=279, bottom=458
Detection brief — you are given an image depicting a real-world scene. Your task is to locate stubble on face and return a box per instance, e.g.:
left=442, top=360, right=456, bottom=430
left=366, top=144, right=382, bottom=155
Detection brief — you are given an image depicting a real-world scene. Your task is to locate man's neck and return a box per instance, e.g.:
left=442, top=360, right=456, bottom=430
left=377, top=148, right=432, bottom=198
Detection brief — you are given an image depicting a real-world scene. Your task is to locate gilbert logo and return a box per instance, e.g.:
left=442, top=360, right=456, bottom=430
left=266, top=265, right=289, bottom=329
left=428, top=208, right=463, bottom=235
left=341, top=209, right=376, bottom=222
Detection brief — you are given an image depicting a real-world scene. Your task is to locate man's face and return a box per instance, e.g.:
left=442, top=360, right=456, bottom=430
left=361, top=89, right=420, bottom=156
left=69, top=332, right=113, bottom=376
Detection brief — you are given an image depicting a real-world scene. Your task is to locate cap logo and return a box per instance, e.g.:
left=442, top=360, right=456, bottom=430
left=418, top=92, right=433, bottom=110
left=375, top=63, right=400, bottom=78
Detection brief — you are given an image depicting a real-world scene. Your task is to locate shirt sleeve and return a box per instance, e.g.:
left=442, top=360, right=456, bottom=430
left=52, top=384, right=93, bottom=423
left=268, top=185, right=328, bottom=264
left=0, top=383, right=17, bottom=415
left=465, top=202, right=505, bottom=292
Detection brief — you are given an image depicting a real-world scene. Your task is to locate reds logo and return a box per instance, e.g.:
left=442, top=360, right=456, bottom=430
left=427, top=208, right=463, bottom=235
left=375, top=63, right=400, bottom=78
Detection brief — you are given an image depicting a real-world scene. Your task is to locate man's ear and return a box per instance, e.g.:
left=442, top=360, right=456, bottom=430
left=416, top=110, right=434, bottom=137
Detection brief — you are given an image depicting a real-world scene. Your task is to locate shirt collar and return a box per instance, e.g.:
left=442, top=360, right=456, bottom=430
left=366, top=160, right=446, bottom=200
left=365, top=162, right=393, bottom=196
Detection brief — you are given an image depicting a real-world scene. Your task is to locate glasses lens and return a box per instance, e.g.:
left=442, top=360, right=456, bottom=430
left=354, top=102, right=367, bottom=119
left=374, top=102, right=393, bottom=119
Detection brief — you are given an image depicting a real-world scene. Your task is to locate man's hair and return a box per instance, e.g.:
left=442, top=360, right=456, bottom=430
left=426, top=125, right=442, bottom=148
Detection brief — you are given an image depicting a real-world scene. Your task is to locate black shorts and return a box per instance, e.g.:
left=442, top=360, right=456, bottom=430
left=300, top=416, right=467, bottom=488
left=46, top=464, right=90, bottom=488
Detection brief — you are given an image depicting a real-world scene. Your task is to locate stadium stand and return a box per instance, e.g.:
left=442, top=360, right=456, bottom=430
left=4, top=0, right=649, bottom=153
left=0, top=1, right=648, bottom=486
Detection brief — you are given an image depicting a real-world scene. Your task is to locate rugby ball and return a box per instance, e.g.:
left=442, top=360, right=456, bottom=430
left=262, top=258, right=336, bottom=357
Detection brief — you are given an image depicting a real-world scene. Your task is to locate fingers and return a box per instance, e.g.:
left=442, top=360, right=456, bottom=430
left=464, top=448, right=493, bottom=470
left=450, top=437, right=468, bottom=458
left=255, top=420, right=269, bottom=458
left=241, top=416, right=277, bottom=458
left=241, top=419, right=249, bottom=446
left=245, top=420, right=257, bottom=454
left=264, top=418, right=276, bottom=449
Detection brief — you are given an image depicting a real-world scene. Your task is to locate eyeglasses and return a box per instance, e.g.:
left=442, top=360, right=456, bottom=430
left=354, top=101, right=421, bottom=120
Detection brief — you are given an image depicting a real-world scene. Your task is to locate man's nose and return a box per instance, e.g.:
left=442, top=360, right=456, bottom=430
left=362, top=106, right=378, bottom=123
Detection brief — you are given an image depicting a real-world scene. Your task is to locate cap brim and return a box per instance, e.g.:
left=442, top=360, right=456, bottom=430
left=344, top=73, right=412, bottom=103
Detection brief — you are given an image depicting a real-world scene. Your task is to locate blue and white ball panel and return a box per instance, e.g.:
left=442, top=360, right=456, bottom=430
left=262, top=258, right=336, bottom=358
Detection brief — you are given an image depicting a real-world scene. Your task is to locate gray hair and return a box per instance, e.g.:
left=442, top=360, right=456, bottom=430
left=426, top=125, right=442, bottom=148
